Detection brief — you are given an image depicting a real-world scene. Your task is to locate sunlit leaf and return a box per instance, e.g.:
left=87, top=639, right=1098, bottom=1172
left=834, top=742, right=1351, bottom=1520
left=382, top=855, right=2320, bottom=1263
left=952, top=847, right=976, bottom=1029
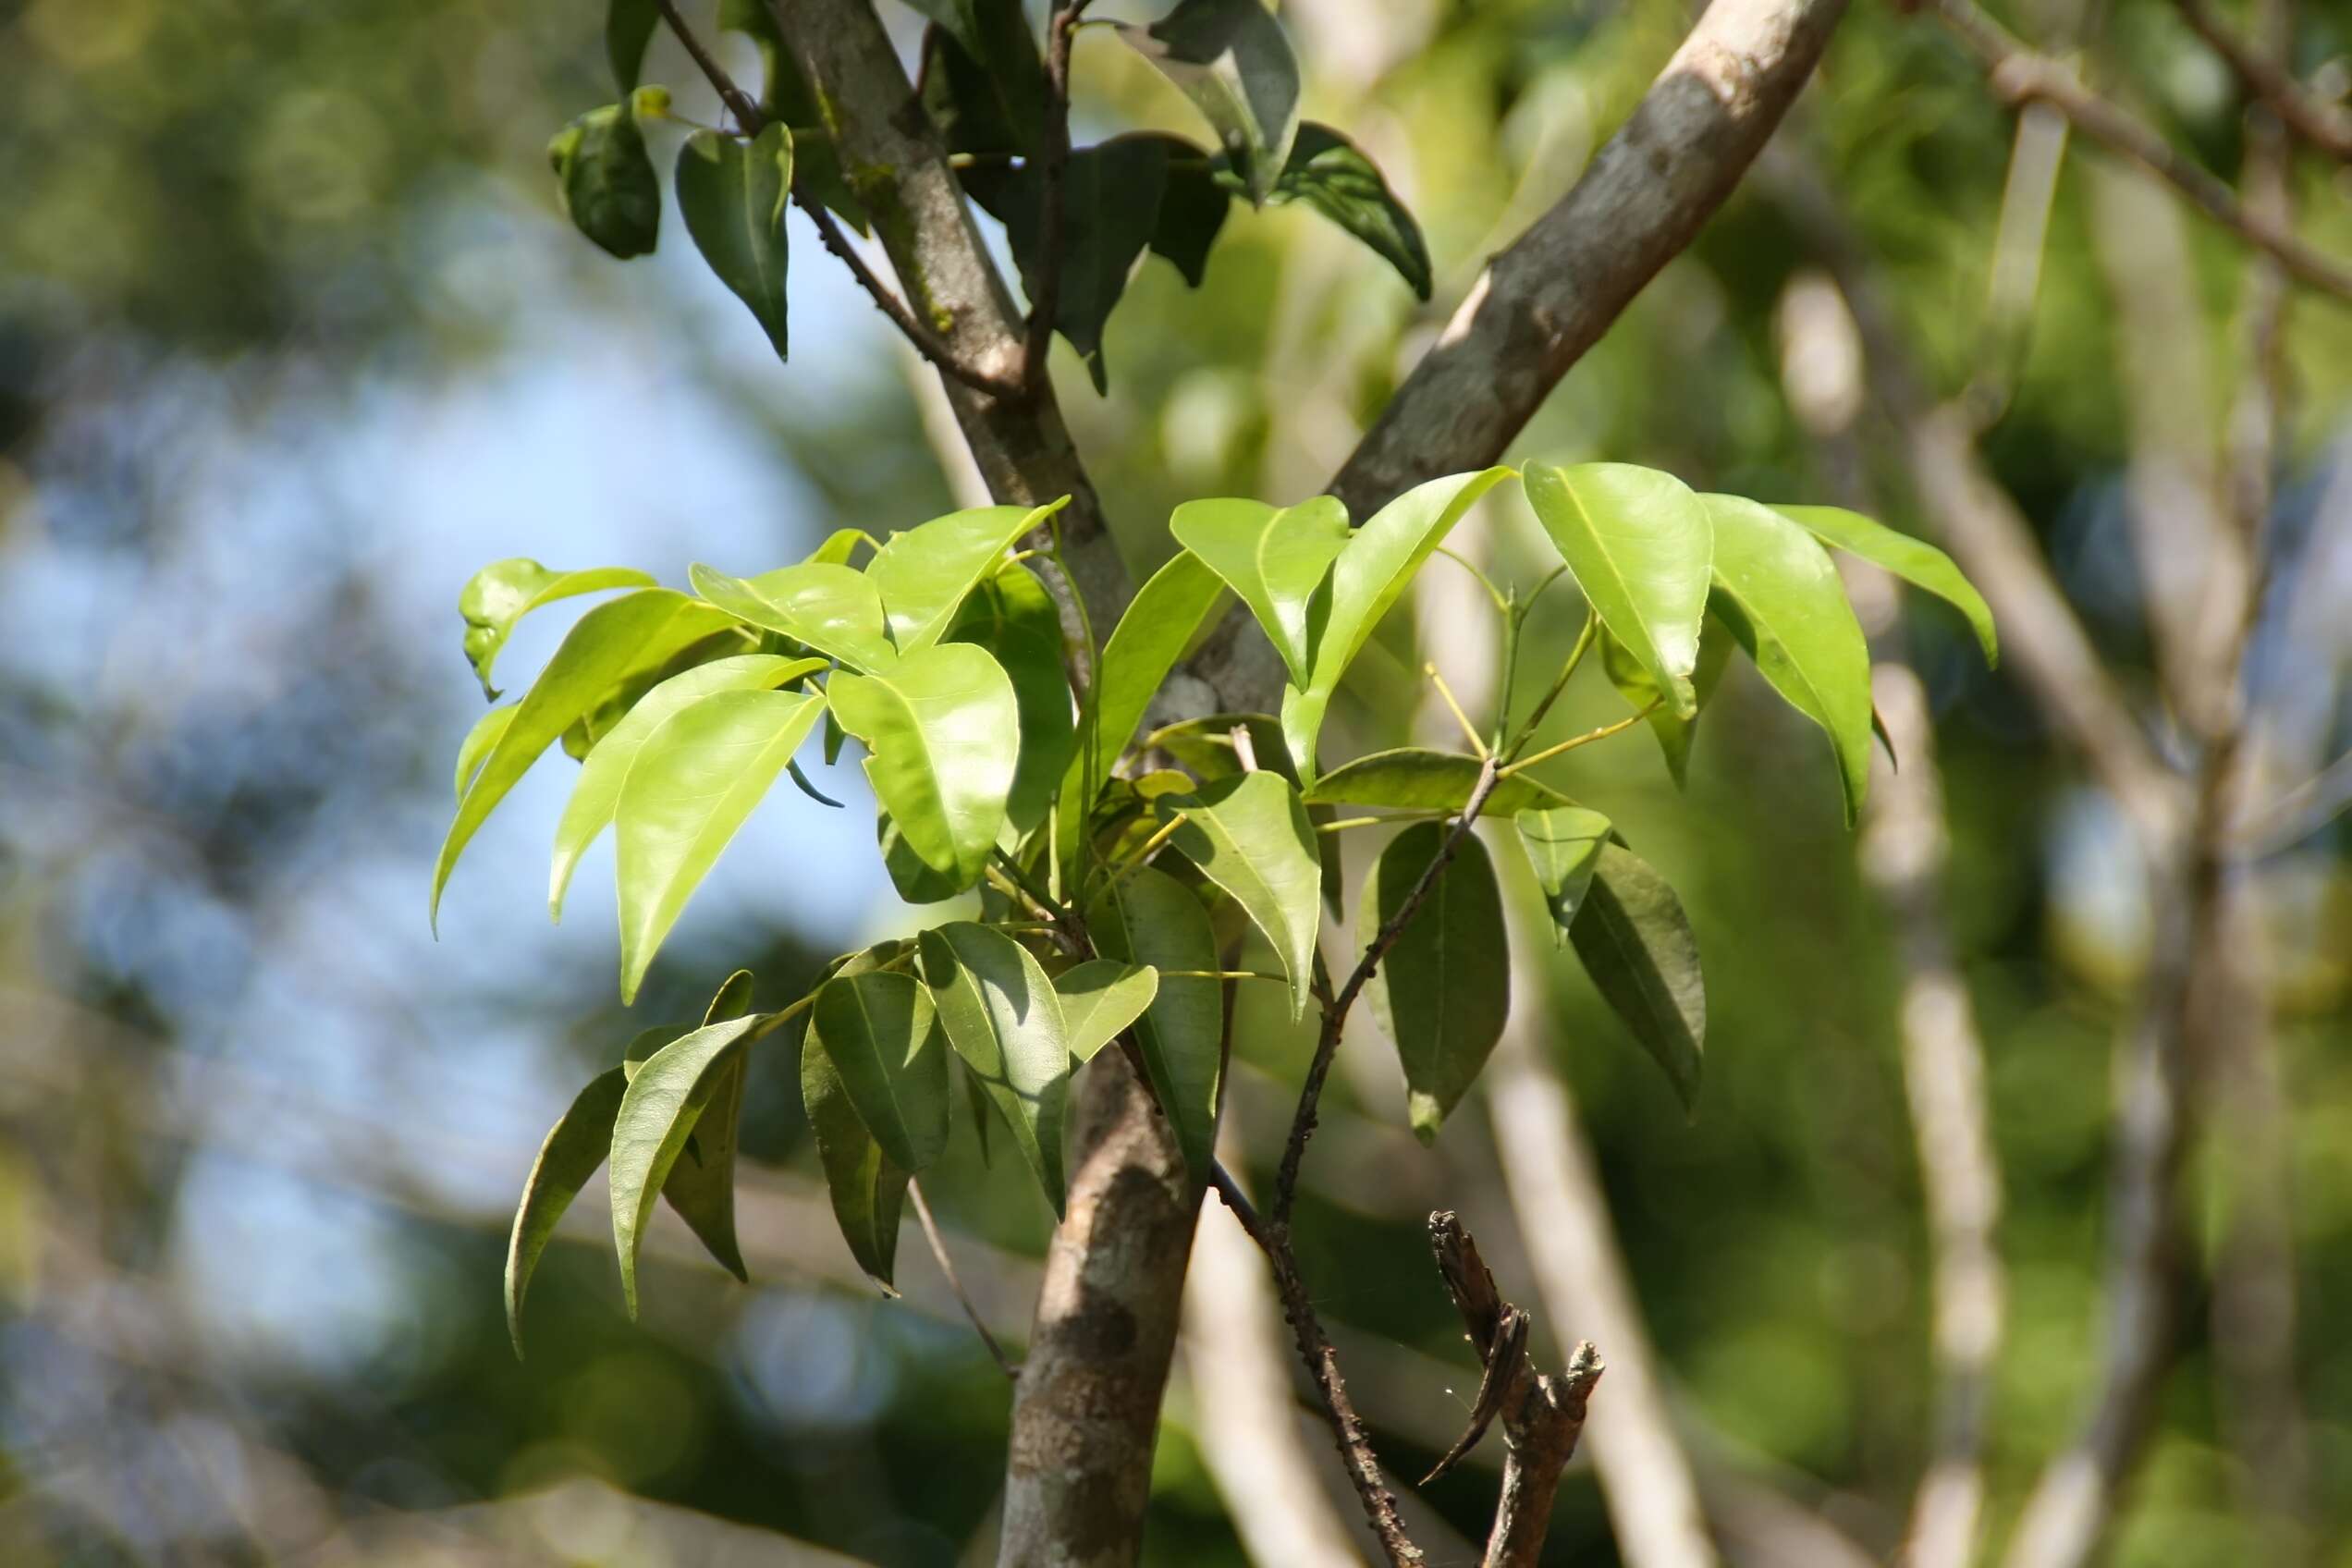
left=1362, top=822, right=1510, bottom=1143
left=1303, top=748, right=1573, bottom=815
left=828, top=643, right=1020, bottom=890
left=655, top=971, right=757, bottom=1281
left=1514, top=807, right=1611, bottom=947
left=1267, top=122, right=1429, bottom=300
left=608, top=1013, right=764, bottom=1316
left=1158, top=771, right=1321, bottom=1020
left=1571, top=843, right=1705, bottom=1112
left=1113, top=0, right=1300, bottom=205
left=1053, top=960, right=1160, bottom=1064
left=918, top=922, right=1071, bottom=1209
left=1772, top=503, right=1997, bottom=665
left=458, top=558, right=656, bottom=701
left=614, top=689, right=826, bottom=1000
left=455, top=704, right=519, bottom=802
left=811, top=969, right=952, bottom=1172
left=676, top=124, right=792, bottom=359
left=548, top=96, right=664, bottom=260
left=949, top=564, right=1075, bottom=833
left=1170, top=494, right=1349, bottom=685
left=503, top=1067, right=627, bottom=1356
left=689, top=560, right=897, bottom=671
left=1085, top=867, right=1222, bottom=1176
left=1523, top=462, right=1712, bottom=719
left=867, top=501, right=1060, bottom=656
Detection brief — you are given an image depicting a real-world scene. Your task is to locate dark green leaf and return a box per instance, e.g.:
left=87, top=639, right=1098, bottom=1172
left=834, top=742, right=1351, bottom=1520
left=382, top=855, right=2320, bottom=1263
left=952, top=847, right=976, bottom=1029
left=802, top=1023, right=910, bottom=1289
left=981, top=137, right=1170, bottom=392
left=828, top=643, right=1021, bottom=889
left=1523, top=462, right=1712, bottom=719
left=659, top=971, right=758, bottom=1282
left=1514, top=807, right=1611, bottom=946
left=1571, top=843, right=1705, bottom=1112
left=607, top=0, right=659, bottom=93
left=811, top=969, right=952, bottom=1172
left=1170, top=494, right=1350, bottom=685
left=1303, top=748, right=1573, bottom=815
left=609, top=1014, right=764, bottom=1316
left=1268, top=122, right=1429, bottom=300
left=1085, top=867, right=1223, bottom=1176
left=919, top=922, right=1072, bottom=1209
left=1158, top=771, right=1322, bottom=1019
left=867, top=501, right=1060, bottom=656
left=916, top=7, right=1049, bottom=157
left=1148, top=135, right=1231, bottom=286
left=548, top=95, right=664, bottom=260
left=504, top=1067, right=628, bottom=1356
left=690, top=560, right=897, bottom=671
left=949, top=564, right=1076, bottom=834
left=677, top=124, right=793, bottom=359
left=1053, top=960, right=1160, bottom=1063
left=1362, top=822, right=1510, bottom=1143
left=459, top=558, right=656, bottom=701
left=878, top=811, right=967, bottom=904
left=1114, top=0, right=1300, bottom=205
left=1772, top=503, right=1997, bottom=665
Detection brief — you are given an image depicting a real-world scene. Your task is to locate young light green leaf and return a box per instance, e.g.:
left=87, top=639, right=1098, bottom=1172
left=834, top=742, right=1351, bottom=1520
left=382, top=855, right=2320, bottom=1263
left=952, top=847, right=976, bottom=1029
left=1303, top=748, right=1574, bottom=815
left=1771, top=504, right=1997, bottom=665
left=689, top=560, right=897, bottom=671
left=548, top=99, right=663, bottom=259
left=1523, top=462, right=1712, bottom=719
left=867, top=501, right=1060, bottom=656
left=459, top=559, right=657, bottom=700
left=949, top=565, right=1076, bottom=834
left=504, top=1067, right=628, bottom=1356
left=1268, top=122, right=1430, bottom=300
left=1085, top=867, right=1223, bottom=1177
left=614, top=689, right=826, bottom=1000
left=1158, top=771, right=1322, bottom=1020
left=1704, top=494, right=1873, bottom=825
left=1114, top=0, right=1300, bottom=205
left=1515, top=807, right=1611, bottom=947
left=435, top=589, right=737, bottom=928
left=1054, top=551, right=1229, bottom=868
left=802, top=1024, right=911, bottom=1289
left=828, top=643, right=1020, bottom=891
left=1362, top=822, right=1511, bottom=1143
left=455, top=704, right=519, bottom=802
left=1170, top=494, right=1350, bottom=685
left=676, top=124, right=793, bottom=359
left=1572, top=842, right=1705, bottom=1112
left=608, top=1013, right=763, bottom=1316
left=1599, top=616, right=1734, bottom=787
left=810, top=970, right=952, bottom=1172
left=918, top=923, right=1071, bottom=1211
left=551, top=654, right=824, bottom=919
left=607, top=0, right=658, bottom=92
left=1282, top=467, right=1513, bottom=778
left=1053, top=960, right=1160, bottom=1064
left=656, top=970, right=759, bottom=1282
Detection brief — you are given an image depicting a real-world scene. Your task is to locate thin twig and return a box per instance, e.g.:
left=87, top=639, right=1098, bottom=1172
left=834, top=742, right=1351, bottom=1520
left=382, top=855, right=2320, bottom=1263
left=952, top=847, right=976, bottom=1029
left=1025, top=2, right=1094, bottom=393
left=1501, top=612, right=1598, bottom=763
left=2175, top=0, right=2352, bottom=164
left=909, top=1179, right=1018, bottom=1380
left=1500, top=703, right=1657, bottom=776
left=655, top=0, right=765, bottom=127
left=1932, top=0, right=2352, bottom=300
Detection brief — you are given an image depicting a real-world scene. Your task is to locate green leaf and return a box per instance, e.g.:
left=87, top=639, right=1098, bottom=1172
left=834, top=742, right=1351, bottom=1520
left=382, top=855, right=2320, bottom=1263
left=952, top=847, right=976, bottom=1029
left=689, top=560, right=898, bottom=671
left=974, top=138, right=1170, bottom=392
left=1085, top=867, right=1223, bottom=1176
left=915, top=4, right=1050, bottom=157
left=1703, top=494, right=1873, bottom=826
left=676, top=124, right=793, bottom=359
left=1282, top=468, right=1513, bottom=778
left=1170, top=494, right=1350, bottom=685
left=455, top=704, right=519, bottom=802
left=1572, top=842, right=1705, bottom=1112
left=607, top=0, right=658, bottom=92
left=658, top=971, right=759, bottom=1281
left=1268, top=122, right=1429, bottom=300
left=551, top=654, right=823, bottom=919
left=1522, top=462, right=1712, bottom=719
left=1362, top=822, right=1510, bottom=1143
left=1303, top=748, right=1573, bottom=815
left=878, top=811, right=967, bottom=904
left=1114, top=0, right=1300, bottom=206
left=614, top=689, right=827, bottom=1000
left=435, top=589, right=736, bottom=928
left=504, top=1067, right=628, bottom=1356
left=1514, top=807, right=1611, bottom=947
left=802, top=943, right=913, bottom=1287
left=1772, top=504, right=1997, bottom=665
left=549, top=99, right=663, bottom=260
left=810, top=969, right=952, bottom=1172
left=1053, top=961, right=1161, bottom=1064
left=1147, top=134, right=1231, bottom=286
left=949, top=565, right=1076, bottom=834
left=828, top=644, right=1021, bottom=889
left=1054, top=551, right=1229, bottom=870
left=1158, top=772, right=1321, bottom=1020
left=608, top=1013, right=764, bottom=1315
left=459, top=559, right=657, bottom=701
left=918, top=922, right=1071, bottom=1209
left=868, top=501, right=1060, bottom=656
left=1599, top=616, right=1734, bottom=788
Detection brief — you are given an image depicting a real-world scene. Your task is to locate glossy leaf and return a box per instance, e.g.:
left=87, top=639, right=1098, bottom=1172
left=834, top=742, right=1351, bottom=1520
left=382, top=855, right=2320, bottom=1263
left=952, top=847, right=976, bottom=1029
left=1599, top=616, right=1734, bottom=787
left=1268, top=122, right=1430, bottom=300
left=1114, top=0, right=1300, bottom=205
left=548, top=96, right=663, bottom=260
left=867, top=501, right=1059, bottom=656
left=614, top=689, right=826, bottom=1000
left=828, top=643, right=1019, bottom=889
left=918, top=923, right=1071, bottom=1209
left=689, top=560, right=897, bottom=671
left=802, top=1021, right=911, bottom=1289
left=1085, top=867, right=1223, bottom=1176
left=1282, top=467, right=1512, bottom=778
left=1158, top=771, right=1321, bottom=1019
left=676, top=124, right=792, bottom=359
left=658, top=971, right=758, bottom=1281
left=1773, top=504, right=1998, bottom=665
left=977, top=137, right=1170, bottom=391
left=1303, top=748, right=1573, bottom=815
left=608, top=1014, right=764, bottom=1316
left=949, top=564, right=1075, bottom=833
left=1170, top=494, right=1350, bottom=684
left=811, top=969, right=951, bottom=1172
left=607, top=0, right=658, bottom=92
left=435, top=589, right=736, bottom=928
left=1704, top=494, right=1873, bottom=825
left=459, top=558, right=656, bottom=701
left=551, top=654, right=822, bottom=919
left=455, top=704, right=519, bottom=802
left=1362, top=822, right=1510, bottom=1143
left=1515, top=807, right=1611, bottom=947
left=504, top=1067, right=627, bottom=1356
left=1572, top=843, right=1705, bottom=1112
left=1523, top=462, right=1712, bottom=719
left=1054, top=550, right=1228, bottom=868
left=1053, top=960, right=1160, bottom=1064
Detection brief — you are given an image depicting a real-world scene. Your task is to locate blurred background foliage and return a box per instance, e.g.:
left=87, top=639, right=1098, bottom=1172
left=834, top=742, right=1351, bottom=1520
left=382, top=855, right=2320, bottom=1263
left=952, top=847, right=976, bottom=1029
left=1, top=0, right=2347, bottom=1564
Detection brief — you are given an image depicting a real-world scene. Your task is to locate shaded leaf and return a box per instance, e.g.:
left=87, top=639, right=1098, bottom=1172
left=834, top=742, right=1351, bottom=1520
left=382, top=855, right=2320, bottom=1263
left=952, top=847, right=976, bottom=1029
left=1362, top=822, right=1510, bottom=1143
left=459, top=558, right=656, bottom=701
left=802, top=1023, right=910, bottom=1289
left=689, top=560, right=897, bottom=671
left=1523, top=462, right=1712, bottom=718
left=677, top=124, right=793, bottom=359
left=548, top=96, right=664, bottom=260
left=1114, top=0, right=1299, bottom=205
left=1053, top=960, right=1160, bottom=1063
left=1268, top=122, right=1429, bottom=300
left=949, top=564, right=1075, bottom=833
left=1170, top=494, right=1350, bottom=685
left=878, top=811, right=967, bottom=905
left=1303, top=748, right=1572, bottom=815
left=811, top=969, right=952, bottom=1172
left=1158, top=771, right=1321, bottom=1019
left=868, top=501, right=1060, bottom=656
left=1086, top=867, right=1222, bottom=1176
left=607, top=0, right=659, bottom=92
left=609, top=1014, right=764, bottom=1315
left=1514, top=807, right=1611, bottom=947
left=504, top=1067, right=627, bottom=1356
left=916, top=6, right=1049, bottom=157
left=918, top=922, right=1071, bottom=1209
left=1149, top=135, right=1231, bottom=285
left=828, top=643, right=1020, bottom=889
left=1599, top=616, right=1733, bottom=787
left=1571, top=843, right=1705, bottom=1112
left=977, top=137, right=1170, bottom=391
left=659, top=971, right=758, bottom=1281
left=1773, top=503, right=1997, bottom=665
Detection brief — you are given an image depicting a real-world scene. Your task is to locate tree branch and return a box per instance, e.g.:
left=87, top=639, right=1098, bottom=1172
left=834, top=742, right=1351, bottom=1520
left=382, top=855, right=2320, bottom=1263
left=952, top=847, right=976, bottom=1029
left=2175, top=0, right=2352, bottom=164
